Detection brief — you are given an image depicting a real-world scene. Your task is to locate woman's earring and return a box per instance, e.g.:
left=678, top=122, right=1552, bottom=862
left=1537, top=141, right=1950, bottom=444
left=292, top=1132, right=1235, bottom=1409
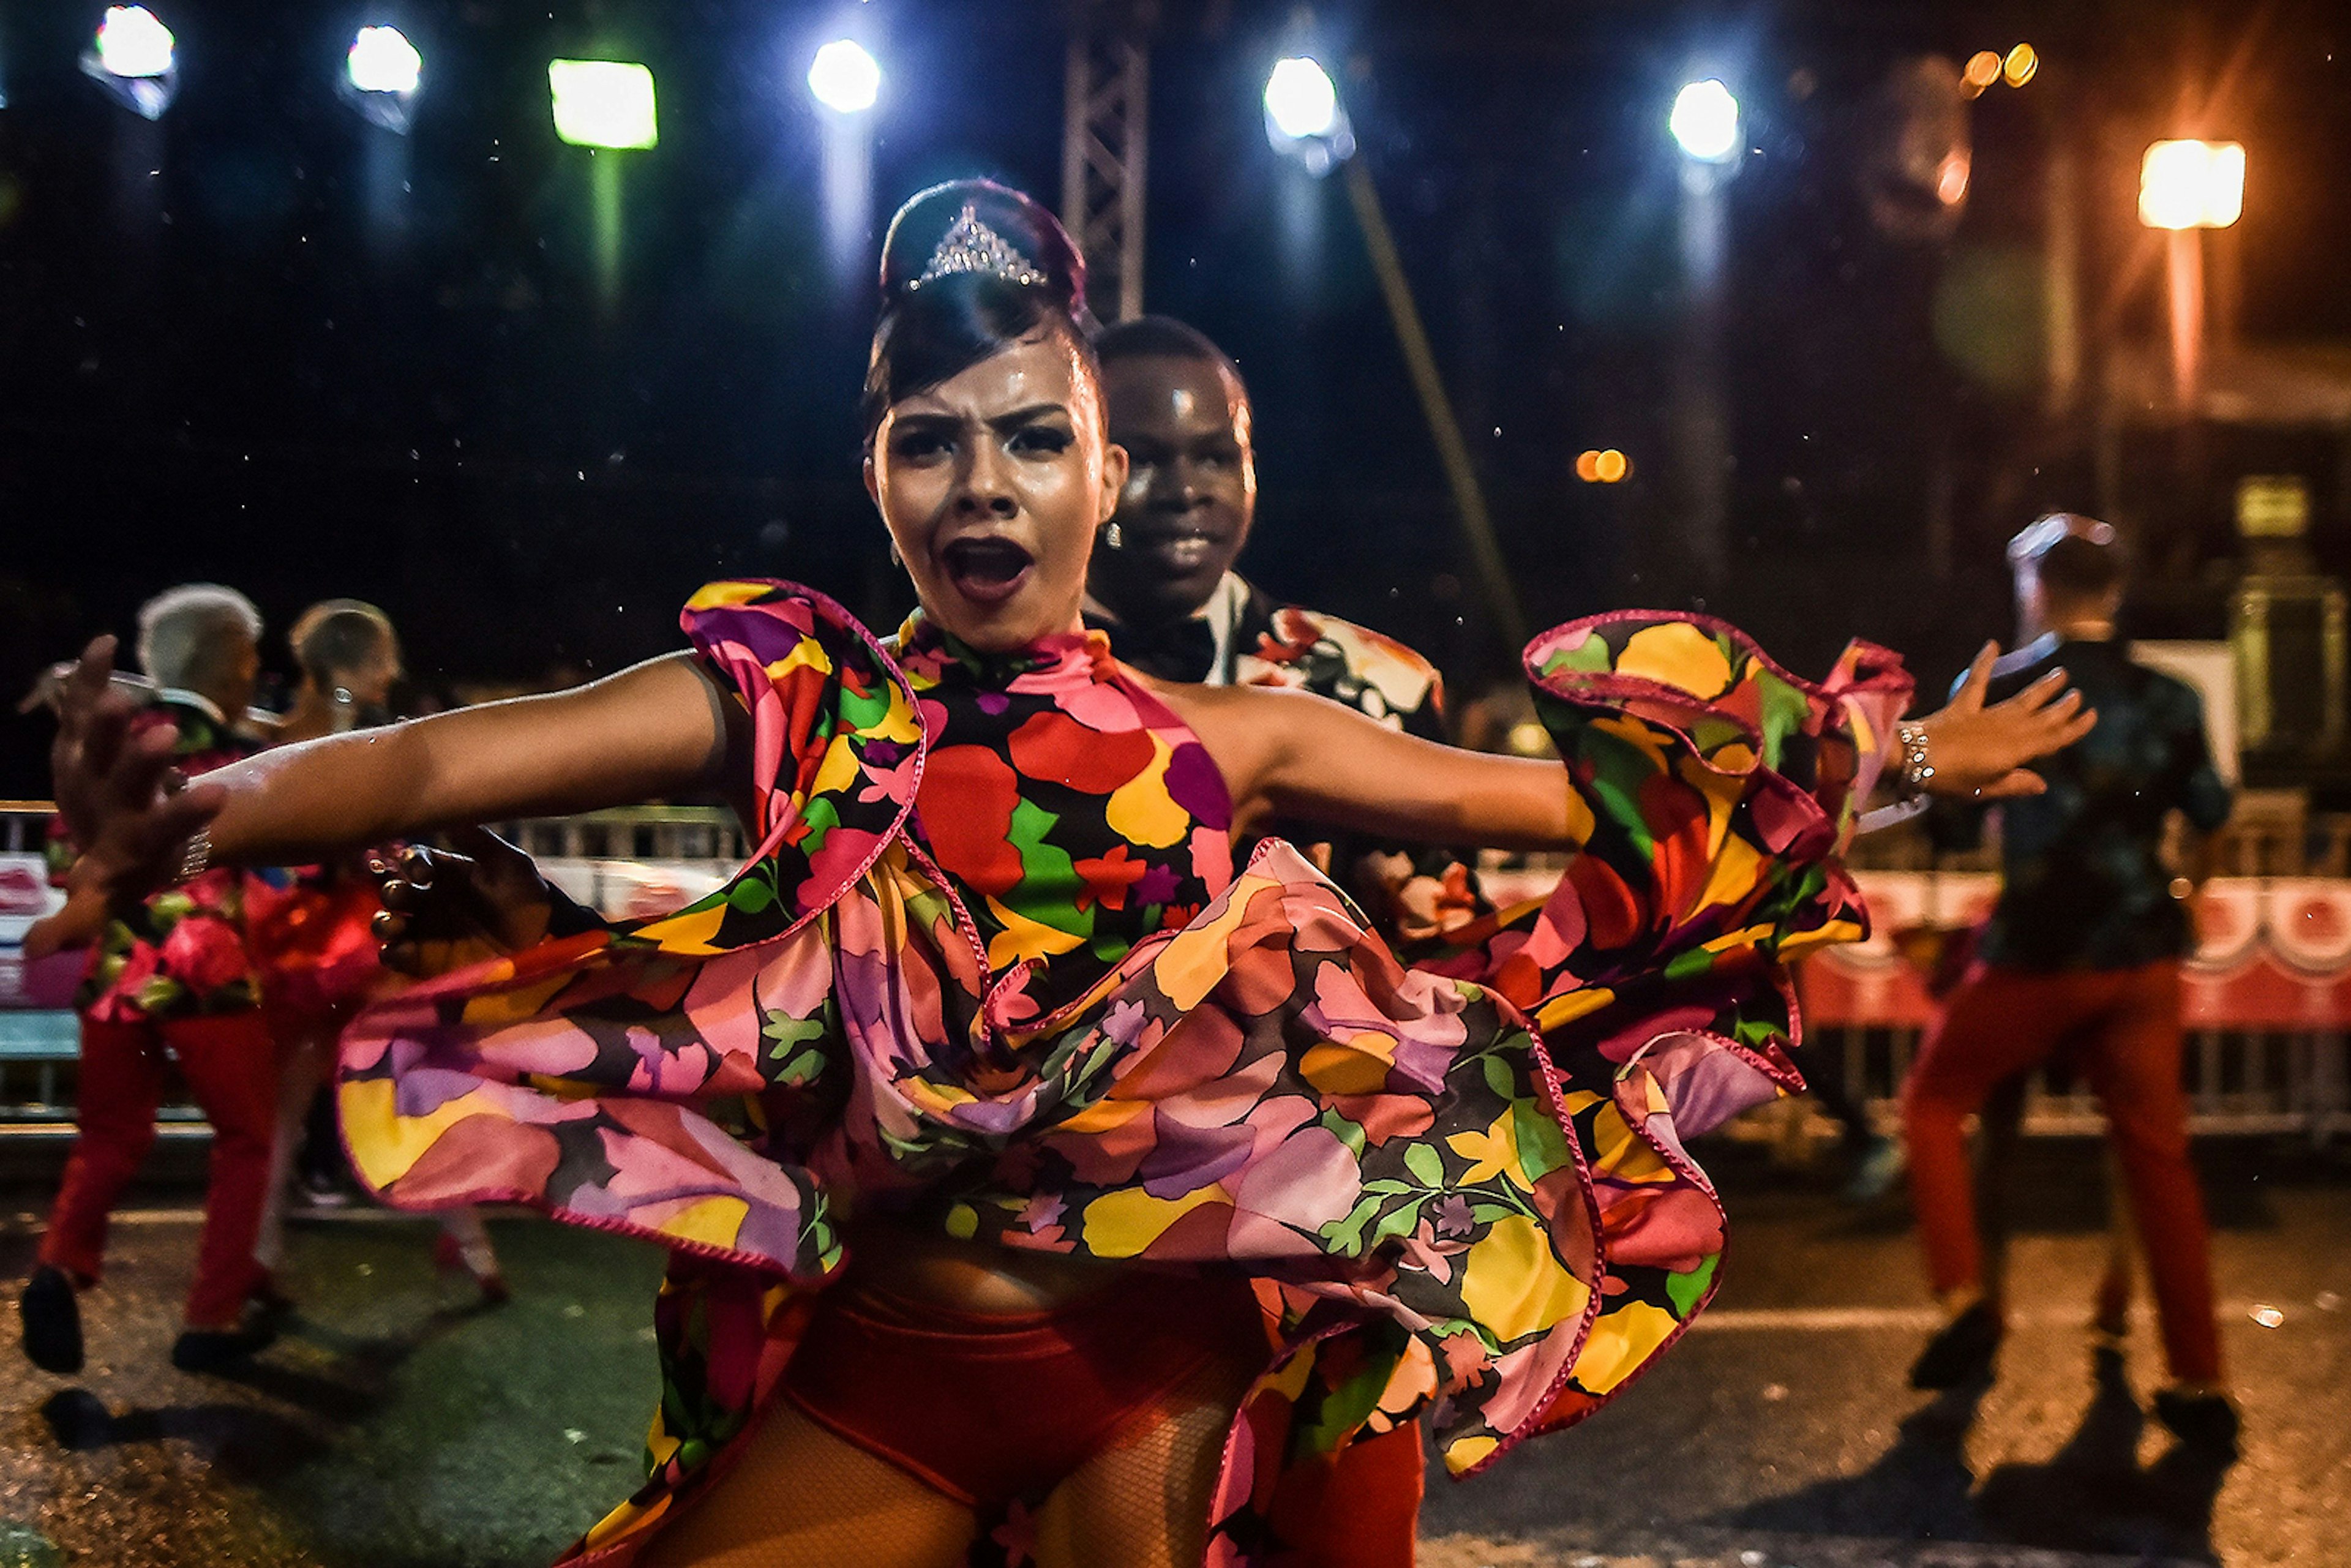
left=1101, top=520, right=1124, bottom=550
left=887, top=539, right=903, bottom=568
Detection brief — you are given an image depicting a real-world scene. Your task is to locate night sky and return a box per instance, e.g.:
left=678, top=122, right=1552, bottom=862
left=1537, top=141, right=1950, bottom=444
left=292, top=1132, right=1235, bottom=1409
left=3, top=0, right=2348, bottom=795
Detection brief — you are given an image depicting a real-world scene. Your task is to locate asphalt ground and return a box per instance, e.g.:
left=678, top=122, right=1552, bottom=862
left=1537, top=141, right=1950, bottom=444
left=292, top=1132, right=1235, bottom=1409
left=1, top=1135, right=2345, bottom=1568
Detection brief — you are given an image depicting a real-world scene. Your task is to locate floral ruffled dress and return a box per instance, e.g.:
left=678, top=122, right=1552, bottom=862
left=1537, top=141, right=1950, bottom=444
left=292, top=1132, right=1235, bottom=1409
left=337, top=581, right=1910, bottom=1565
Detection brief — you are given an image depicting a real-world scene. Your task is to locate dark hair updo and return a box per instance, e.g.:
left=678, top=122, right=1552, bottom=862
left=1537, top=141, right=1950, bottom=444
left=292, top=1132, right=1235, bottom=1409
left=862, top=179, right=1100, bottom=444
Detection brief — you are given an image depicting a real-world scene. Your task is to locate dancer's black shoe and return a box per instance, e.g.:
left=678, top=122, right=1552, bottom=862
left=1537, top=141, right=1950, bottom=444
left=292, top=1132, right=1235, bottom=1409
left=170, top=1308, right=276, bottom=1373
left=18, top=1265, right=85, bottom=1375
left=1909, top=1300, right=2002, bottom=1390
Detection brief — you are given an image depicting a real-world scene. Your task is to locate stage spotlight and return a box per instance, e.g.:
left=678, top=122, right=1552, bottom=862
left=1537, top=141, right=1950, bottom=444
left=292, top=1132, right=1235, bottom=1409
left=95, top=6, right=172, bottom=78
left=83, top=7, right=178, bottom=118
left=1265, top=56, right=1338, bottom=140
left=2002, top=43, right=2038, bottom=88
left=549, top=59, right=657, bottom=150
left=343, top=25, right=421, bottom=132
left=348, top=26, right=420, bottom=96
left=808, top=39, right=880, bottom=114
left=2139, top=140, right=2244, bottom=230
left=1263, top=56, right=1352, bottom=176
left=1670, top=79, right=1741, bottom=163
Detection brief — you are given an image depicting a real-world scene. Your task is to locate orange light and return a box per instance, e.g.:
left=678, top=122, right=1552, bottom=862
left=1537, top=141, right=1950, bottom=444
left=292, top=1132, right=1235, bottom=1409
left=2139, top=140, right=2246, bottom=230
left=1594, top=449, right=1630, bottom=483
left=1963, top=51, right=2001, bottom=88
left=2001, top=43, right=2038, bottom=87
left=1575, top=449, right=1602, bottom=482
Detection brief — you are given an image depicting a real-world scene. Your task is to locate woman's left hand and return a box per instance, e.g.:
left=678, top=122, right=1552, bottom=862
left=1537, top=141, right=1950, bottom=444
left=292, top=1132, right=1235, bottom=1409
left=371, top=828, right=561, bottom=978
left=1911, top=642, right=2098, bottom=800
left=50, top=636, right=225, bottom=906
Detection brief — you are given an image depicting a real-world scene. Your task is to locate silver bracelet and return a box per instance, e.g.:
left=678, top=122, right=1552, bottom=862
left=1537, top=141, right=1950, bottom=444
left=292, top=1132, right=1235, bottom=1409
left=171, top=828, right=213, bottom=885
left=1856, top=797, right=1933, bottom=835
left=1894, top=722, right=1936, bottom=800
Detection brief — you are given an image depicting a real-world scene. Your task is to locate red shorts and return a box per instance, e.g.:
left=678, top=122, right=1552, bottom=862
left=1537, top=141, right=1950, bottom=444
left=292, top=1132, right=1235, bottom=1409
left=779, top=1269, right=1265, bottom=1515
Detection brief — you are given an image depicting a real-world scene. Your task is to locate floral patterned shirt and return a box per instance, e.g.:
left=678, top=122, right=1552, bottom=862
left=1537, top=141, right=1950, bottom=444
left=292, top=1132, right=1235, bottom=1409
left=59, top=696, right=265, bottom=1023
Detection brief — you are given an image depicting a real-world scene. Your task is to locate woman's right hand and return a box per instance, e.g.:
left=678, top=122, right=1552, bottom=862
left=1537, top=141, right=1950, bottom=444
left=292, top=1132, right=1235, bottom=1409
left=50, top=636, right=224, bottom=906
left=372, top=827, right=561, bottom=978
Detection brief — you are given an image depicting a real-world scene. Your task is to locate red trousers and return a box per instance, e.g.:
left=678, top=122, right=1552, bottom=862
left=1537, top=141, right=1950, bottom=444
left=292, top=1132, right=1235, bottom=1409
left=1902, top=960, right=2222, bottom=1383
left=40, top=1009, right=277, bottom=1329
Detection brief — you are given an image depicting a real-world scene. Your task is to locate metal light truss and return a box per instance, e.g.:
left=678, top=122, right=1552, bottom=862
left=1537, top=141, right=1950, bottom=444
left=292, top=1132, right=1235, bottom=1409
left=1062, top=12, right=1150, bottom=323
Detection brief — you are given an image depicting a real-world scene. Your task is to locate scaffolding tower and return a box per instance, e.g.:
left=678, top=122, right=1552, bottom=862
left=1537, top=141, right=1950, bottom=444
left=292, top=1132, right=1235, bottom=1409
left=1062, top=7, right=1151, bottom=322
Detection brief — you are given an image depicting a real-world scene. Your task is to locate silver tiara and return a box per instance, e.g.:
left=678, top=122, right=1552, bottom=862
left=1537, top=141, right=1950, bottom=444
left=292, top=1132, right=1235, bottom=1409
left=909, top=203, right=1049, bottom=291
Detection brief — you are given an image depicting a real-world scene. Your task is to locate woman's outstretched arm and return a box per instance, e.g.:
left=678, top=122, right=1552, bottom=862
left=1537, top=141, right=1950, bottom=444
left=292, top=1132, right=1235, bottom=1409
left=1157, top=644, right=2095, bottom=852
left=1164, top=682, right=1575, bottom=848
left=51, top=637, right=740, bottom=896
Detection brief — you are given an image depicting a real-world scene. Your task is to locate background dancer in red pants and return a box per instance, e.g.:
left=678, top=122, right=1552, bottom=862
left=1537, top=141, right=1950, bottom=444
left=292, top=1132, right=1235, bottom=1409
left=17, top=585, right=283, bottom=1373
left=1903, top=514, right=2238, bottom=1450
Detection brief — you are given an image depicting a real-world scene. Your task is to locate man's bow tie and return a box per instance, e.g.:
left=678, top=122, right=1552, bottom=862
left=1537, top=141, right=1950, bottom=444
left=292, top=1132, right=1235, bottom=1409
left=1094, top=614, right=1220, bottom=684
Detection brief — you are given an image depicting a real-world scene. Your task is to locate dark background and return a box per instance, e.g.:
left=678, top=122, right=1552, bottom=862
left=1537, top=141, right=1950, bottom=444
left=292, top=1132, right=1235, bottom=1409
left=3, top=0, right=2348, bottom=795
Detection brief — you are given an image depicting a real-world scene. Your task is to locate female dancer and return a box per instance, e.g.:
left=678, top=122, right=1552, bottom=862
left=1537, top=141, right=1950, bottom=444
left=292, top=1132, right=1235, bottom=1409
left=245, top=601, right=508, bottom=1303
left=48, top=182, right=2088, bottom=1567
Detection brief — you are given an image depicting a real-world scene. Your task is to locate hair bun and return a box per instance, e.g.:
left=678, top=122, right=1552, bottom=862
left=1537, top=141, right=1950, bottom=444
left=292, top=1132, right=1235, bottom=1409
left=878, top=179, right=1086, bottom=318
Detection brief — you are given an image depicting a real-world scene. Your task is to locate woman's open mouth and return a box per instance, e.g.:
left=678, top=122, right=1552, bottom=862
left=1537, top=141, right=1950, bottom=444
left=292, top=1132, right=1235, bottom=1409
left=938, top=536, right=1036, bottom=606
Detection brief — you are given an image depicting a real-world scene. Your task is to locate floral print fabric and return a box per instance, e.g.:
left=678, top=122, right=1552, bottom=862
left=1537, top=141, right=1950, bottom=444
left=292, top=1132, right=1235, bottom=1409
left=59, top=700, right=268, bottom=1023
left=334, top=583, right=1909, bottom=1566
left=1232, top=589, right=1444, bottom=735
left=895, top=620, right=1232, bottom=1019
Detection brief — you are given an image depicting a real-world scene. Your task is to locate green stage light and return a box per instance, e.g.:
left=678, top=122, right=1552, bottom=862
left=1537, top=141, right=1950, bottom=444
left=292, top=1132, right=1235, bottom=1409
left=548, top=59, right=656, bottom=150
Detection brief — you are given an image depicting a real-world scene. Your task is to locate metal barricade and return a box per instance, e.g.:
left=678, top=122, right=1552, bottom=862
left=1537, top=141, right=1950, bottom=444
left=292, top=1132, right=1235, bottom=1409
left=1795, top=863, right=2351, bottom=1145
left=492, top=807, right=746, bottom=925
left=1798, top=1021, right=2351, bottom=1142
left=1, top=803, right=90, bottom=1131
left=6, top=803, right=2349, bottom=1143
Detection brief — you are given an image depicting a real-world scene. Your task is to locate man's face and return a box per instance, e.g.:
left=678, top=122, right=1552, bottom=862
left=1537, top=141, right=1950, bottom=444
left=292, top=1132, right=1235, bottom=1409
left=1089, top=353, right=1256, bottom=626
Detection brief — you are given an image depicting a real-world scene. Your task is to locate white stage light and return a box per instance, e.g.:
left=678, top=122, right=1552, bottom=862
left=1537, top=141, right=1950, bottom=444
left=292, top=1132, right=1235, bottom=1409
left=1264, top=56, right=1339, bottom=141
left=549, top=59, right=658, bottom=150
left=83, top=7, right=178, bottom=118
left=94, top=6, right=174, bottom=79
left=1670, top=79, right=1741, bottom=163
left=348, top=26, right=421, bottom=96
left=808, top=39, right=881, bottom=114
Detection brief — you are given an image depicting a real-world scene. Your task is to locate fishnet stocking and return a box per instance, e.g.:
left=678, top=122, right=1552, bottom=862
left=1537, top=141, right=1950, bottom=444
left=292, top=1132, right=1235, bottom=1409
left=636, top=1405, right=978, bottom=1568
left=1029, top=1351, right=1256, bottom=1568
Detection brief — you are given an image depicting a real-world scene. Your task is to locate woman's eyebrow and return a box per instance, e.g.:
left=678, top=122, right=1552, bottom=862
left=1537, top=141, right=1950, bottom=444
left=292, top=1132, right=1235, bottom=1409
left=986, top=402, right=1070, bottom=432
